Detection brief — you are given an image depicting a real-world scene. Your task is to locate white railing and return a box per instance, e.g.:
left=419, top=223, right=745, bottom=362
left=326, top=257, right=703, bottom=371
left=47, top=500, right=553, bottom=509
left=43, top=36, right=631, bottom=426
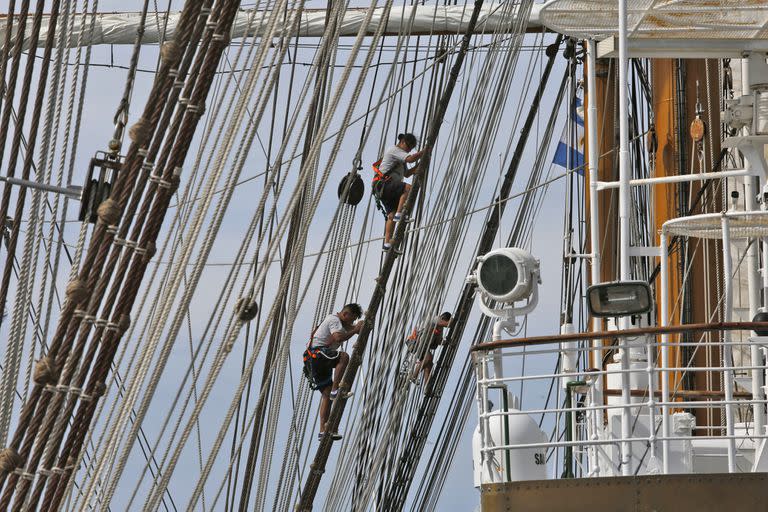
left=471, top=322, right=768, bottom=483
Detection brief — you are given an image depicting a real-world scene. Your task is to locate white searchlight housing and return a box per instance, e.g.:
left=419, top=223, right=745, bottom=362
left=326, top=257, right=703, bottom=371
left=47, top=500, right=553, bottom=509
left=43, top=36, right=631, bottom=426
left=469, top=247, right=541, bottom=341
left=476, top=247, right=540, bottom=304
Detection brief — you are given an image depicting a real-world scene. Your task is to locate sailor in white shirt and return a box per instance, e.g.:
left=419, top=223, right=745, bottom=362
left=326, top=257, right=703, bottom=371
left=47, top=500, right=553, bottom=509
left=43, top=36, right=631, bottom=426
left=372, top=133, right=429, bottom=251
left=304, top=303, right=364, bottom=441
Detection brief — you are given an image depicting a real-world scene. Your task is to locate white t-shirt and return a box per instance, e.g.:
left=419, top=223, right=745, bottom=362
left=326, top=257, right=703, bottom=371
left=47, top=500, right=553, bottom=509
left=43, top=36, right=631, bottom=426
left=378, top=145, right=409, bottom=184
left=312, top=314, right=347, bottom=350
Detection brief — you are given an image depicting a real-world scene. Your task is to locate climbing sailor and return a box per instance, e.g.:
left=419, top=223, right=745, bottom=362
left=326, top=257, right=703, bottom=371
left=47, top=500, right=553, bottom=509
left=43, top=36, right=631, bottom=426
left=407, top=311, right=451, bottom=386
left=303, top=303, right=364, bottom=441
left=372, top=133, right=428, bottom=251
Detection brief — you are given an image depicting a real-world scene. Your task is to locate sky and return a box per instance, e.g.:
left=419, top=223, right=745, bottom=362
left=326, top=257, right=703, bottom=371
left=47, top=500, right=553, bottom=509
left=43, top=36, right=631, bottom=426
left=0, top=1, right=575, bottom=510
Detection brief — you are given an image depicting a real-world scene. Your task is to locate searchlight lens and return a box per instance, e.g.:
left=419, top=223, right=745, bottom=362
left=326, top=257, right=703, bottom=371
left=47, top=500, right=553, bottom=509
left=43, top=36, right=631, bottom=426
left=479, top=253, right=519, bottom=297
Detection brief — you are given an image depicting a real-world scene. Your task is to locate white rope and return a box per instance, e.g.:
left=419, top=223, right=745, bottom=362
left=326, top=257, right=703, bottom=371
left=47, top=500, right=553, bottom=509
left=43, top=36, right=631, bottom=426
left=134, top=1, right=395, bottom=508
left=97, top=1, right=298, bottom=508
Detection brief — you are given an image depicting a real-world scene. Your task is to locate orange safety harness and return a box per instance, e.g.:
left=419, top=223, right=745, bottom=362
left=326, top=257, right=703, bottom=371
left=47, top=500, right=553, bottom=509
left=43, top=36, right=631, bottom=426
left=371, top=159, right=389, bottom=217
left=371, top=159, right=389, bottom=186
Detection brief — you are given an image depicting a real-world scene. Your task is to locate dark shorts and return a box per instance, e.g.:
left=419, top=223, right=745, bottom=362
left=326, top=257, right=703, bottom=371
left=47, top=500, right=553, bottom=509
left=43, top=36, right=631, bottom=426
left=304, top=347, right=339, bottom=390
left=377, top=180, right=406, bottom=214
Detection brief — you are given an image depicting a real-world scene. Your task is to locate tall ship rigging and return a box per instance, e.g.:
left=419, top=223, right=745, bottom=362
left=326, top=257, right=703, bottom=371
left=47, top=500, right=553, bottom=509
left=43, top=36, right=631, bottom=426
left=0, top=0, right=765, bottom=511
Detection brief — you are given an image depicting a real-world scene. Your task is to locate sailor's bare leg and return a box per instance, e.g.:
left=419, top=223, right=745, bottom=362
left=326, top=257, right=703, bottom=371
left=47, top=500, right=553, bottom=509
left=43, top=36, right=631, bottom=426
left=423, top=351, right=434, bottom=385
left=384, top=211, right=395, bottom=244
left=319, top=387, right=331, bottom=433
left=397, top=183, right=411, bottom=214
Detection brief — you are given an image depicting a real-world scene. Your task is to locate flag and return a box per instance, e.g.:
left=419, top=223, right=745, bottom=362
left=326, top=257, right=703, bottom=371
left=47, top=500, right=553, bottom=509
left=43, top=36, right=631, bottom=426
left=553, top=94, right=585, bottom=174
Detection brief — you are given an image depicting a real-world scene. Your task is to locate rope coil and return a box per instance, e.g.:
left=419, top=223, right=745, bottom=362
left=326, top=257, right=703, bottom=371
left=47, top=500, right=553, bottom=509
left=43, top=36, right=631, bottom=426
left=65, top=279, right=89, bottom=305
left=160, top=41, right=182, bottom=65
left=0, top=449, right=23, bottom=474
left=128, top=118, right=151, bottom=145
left=97, top=198, right=121, bottom=226
left=33, top=357, right=59, bottom=386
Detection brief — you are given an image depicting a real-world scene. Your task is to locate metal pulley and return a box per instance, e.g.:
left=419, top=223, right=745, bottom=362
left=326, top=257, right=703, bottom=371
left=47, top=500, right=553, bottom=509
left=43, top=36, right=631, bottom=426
left=337, top=172, right=364, bottom=206
left=690, top=116, right=706, bottom=143
left=79, top=151, right=122, bottom=224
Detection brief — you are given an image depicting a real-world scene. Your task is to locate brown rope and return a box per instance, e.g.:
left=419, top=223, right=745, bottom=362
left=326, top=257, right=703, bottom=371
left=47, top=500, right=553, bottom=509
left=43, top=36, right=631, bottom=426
left=40, top=2, right=244, bottom=508
left=0, top=1, right=206, bottom=507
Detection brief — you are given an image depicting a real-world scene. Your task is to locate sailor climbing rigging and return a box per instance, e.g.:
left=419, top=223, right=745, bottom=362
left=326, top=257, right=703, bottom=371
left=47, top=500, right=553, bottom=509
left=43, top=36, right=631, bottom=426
left=303, top=303, right=364, bottom=441
left=407, top=312, right=452, bottom=387
left=371, top=133, right=428, bottom=251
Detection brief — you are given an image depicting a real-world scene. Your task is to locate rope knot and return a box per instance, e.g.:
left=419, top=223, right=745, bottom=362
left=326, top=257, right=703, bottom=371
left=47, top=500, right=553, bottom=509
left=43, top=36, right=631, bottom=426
left=33, top=357, right=59, bottom=386
left=92, top=381, right=107, bottom=398
left=169, top=175, right=181, bottom=194
left=117, top=314, right=131, bottom=334
left=142, top=241, right=157, bottom=264
left=97, top=199, right=121, bottom=226
left=236, top=297, right=259, bottom=322
left=65, top=279, right=89, bottom=305
left=160, top=41, right=182, bottom=65
left=0, top=448, right=23, bottom=474
left=128, top=118, right=151, bottom=145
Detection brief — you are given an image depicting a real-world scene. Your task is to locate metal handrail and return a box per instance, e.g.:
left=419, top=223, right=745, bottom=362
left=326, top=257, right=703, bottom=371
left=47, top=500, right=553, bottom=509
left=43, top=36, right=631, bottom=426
left=470, top=321, right=768, bottom=351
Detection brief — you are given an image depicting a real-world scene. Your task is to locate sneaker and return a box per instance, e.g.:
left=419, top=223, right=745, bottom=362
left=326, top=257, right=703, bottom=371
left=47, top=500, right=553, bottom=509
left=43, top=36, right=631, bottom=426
left=318, top=432, right=343, bottom=441
left=393, top=212, right=403, bottom=222
left=330, top=389, right=354, bottom=400
left=382, top=243, right=403, bottom=256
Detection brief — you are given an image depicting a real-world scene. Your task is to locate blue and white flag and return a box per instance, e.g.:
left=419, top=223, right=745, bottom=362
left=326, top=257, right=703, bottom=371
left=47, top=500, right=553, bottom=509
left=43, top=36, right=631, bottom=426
left=553, top=95, right=585, bottom=174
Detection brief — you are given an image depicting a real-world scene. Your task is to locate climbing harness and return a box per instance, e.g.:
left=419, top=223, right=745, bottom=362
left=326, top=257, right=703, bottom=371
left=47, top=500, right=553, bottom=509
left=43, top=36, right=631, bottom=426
left=370, top=159, right=390, bottom=217
left=302, top=344, right=339, bottom=391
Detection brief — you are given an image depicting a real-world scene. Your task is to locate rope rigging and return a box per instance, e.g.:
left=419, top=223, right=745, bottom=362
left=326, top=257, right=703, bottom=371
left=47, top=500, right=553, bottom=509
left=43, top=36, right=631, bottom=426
left=0, top=1, right=245, bottom=509
left=296, top=1, right=484, bottom=509
left=379, top=30, right=563, bottom=511
left=0, top=1, right=578, bottom=510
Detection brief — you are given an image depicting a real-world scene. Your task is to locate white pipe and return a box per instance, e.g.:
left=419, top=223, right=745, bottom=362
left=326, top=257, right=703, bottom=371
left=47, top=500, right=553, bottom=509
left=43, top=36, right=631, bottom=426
left=617, top=0, right=633, bottom=476
left=645, top=333, right=658, bottom=468
left=596, top=168, right=756, bottom=189
left=586, top=38, right=604, bottom=368
left=742, top=56, right=765, bottom=436
left=482, top=434, right=768, bottom=452
left=476, top=363, right=768, bottom=384
left=477, top=398, right=768, bottom=417
left=660, top=231, right=671, bottom=473
left=0, top=175, right=82, bottom=199
left=493, top=319, right=517, bottom=342
left=475, top=353, right=496, bottom=484
left=586, top=40, right=606, bottom=475
left=617, top=0, right=631, bottom=283
left=721, top=215, right=738, bottom=473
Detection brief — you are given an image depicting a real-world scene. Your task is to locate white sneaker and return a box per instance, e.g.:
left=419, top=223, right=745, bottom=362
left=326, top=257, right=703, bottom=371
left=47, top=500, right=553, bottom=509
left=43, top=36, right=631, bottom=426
left=318, top=432, right=343, bottom=441
left=330, top=389, right=354, bottom=400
